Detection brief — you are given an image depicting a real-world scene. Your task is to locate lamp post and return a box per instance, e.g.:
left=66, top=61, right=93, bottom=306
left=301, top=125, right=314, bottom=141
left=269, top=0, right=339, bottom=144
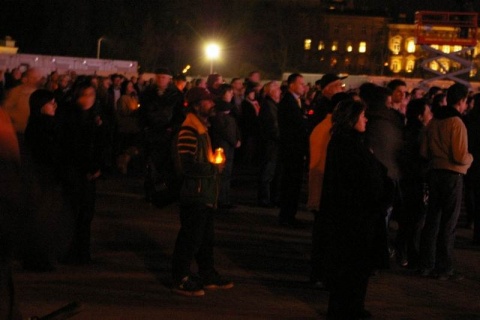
left=96, top=37, right=105, bottom=59
left=205, top=43, right=220, bottom=74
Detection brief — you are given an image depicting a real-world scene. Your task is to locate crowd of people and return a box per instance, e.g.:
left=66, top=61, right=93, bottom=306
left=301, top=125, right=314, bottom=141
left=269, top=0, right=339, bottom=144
left=1, top=65, right=479, bottom=319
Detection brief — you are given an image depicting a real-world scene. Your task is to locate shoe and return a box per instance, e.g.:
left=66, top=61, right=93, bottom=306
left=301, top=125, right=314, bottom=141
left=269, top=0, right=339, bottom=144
left=203, top=274, right=234, bottom=290
left=172, top=276, right=205, bottom=297
left=437, top=271, right=464, bottom=281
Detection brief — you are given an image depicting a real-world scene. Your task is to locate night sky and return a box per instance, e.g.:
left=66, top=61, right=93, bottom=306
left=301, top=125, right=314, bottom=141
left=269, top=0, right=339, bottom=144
left=1, top=0, right=477, bottom=76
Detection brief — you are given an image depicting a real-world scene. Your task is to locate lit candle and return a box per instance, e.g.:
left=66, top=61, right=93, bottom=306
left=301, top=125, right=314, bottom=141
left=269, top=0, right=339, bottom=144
left=213, top=148, right=226, bottom=164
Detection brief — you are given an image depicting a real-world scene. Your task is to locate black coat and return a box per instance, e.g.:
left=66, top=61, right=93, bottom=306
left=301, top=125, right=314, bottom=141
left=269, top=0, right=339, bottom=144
left=277, top=92, right=308, bottom=161
left=319, top=129, right=390, bottom=283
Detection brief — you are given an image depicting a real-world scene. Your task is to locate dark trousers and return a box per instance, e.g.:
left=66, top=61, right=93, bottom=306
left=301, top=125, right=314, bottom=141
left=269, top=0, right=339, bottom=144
left=465, top=178, right=480, bottom=243
left=172, top=203, right=215, bottom=283
left=257, top=144, right=279, bottom=205
left=63, top=172, right=96, bottom=264
left=278, top=157, right=304, bottom=223
left=327, top=273, right=369, bottom=319
left=420, top=170, right=463, bottom=273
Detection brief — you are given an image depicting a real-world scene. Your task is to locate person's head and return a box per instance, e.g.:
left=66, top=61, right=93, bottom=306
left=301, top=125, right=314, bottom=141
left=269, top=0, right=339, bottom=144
left=154, top=68, right=173, bottom=90
left=24, top=68, right=43, bottom=88
left=411, top=87, right=426, bottom=100
left=174, top=74, right=187, bottom=92
left=230, top=78, right=244, bottom=92
left=72, top=76, right=96, bottom=111
left=427, top=86, right=443, bottom=101
left=185, top=87, right=216, bottom=120
left=287, top=73, right=305, bottom=96
left=248, top=71, right=261, bottom=83
left=263, top=81, right=281, bottom=103
left=332, top=100, right=368, bottom=134
left=245, top=82, right=259, bottom=100
left=110, top=74, right=122, bottom=88
left=361, top=84, right=392, bottom=111
left=29, top=89, right=56, bottom=118
left=330, top=92, right=353, bottom=113
left=319, top=73, right=347, bottom=99
left=58, top=75, right=70, bottom=89
left=194, top=78, right=207, bottom=88
left=387, top=79, right=408, bottom=104
left=206, top=73, right=223, bottom=89
left=120, top=80, right=136, bottom=96
left=218, top=83, right=233, bottom=103
left=447, top=83, right=469, bottom=113
left=406, top=98, right=432, bottom=127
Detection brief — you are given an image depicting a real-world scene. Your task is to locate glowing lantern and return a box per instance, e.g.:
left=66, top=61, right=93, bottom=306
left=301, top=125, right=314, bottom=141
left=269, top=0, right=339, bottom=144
left=213, top=148, right=226, bottom=164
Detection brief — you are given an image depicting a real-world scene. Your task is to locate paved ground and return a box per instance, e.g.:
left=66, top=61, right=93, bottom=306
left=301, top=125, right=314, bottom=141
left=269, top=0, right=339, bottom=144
left=12, top=168, right=480, bottom=320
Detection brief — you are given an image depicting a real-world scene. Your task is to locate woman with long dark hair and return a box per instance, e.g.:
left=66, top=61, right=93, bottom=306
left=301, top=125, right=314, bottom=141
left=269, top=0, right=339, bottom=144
left=320, top=100, right=391, bottom=319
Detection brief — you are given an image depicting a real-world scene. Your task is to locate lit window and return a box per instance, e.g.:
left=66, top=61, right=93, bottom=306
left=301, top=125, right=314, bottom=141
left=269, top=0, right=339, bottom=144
left=318, top=41, right=325, bottom=50
left=304, top=39, right=312, bottom=50
left=332, top=41, right=338, bottom=52
left=406, top=59, right=415, bottom=73
left=431, top=44, right=439, bottom=50
left=406, top=39, right=416, bottom=53
left=442, top=45, right=450, bottom=54
left=346, top=42, right=353, bottom=52
left=359, top=41, right=366, bottom=53
left=390, top=36, right=401, bottom=55
left=430, top=61, right=439, bottom=71
left=391, top=59, right=402, bottom=73
left=453, top=45, right=462, bottom=52
left=470, top=68, right=477, bottom=78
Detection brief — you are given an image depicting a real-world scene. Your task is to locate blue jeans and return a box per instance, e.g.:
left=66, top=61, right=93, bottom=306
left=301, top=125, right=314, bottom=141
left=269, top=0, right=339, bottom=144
left=419, top=170, right=463, bottom=274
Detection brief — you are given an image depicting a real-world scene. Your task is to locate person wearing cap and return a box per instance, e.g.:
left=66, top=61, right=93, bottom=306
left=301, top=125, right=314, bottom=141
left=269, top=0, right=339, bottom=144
left=277, top=73, right=309, bottom=228
left=139, top=67, right=185, bottom=204
left=308, top=73, right=347, bottom=134
left=171, top=87, right=234, bottom=297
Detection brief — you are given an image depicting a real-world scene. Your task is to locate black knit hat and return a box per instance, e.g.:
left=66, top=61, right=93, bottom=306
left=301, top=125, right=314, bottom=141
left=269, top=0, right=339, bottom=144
left=29, top=89, right=54, bottom=117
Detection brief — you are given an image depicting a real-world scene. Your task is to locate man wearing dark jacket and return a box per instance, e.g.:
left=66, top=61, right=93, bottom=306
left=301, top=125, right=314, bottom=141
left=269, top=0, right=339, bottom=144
left=171, top=87, right=233, bottom=297
left=277, top=73, right=308, bottom=227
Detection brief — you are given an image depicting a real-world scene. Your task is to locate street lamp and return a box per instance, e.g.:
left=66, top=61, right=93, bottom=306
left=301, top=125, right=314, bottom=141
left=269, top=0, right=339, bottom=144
left=97, top=37, right=105, bottom=59
left=205, top=43, right=220, bottom=74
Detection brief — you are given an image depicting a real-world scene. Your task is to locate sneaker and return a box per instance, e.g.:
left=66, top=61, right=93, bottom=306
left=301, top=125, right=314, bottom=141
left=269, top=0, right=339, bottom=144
left=203, top=274, right=234, bottom=290
left=172, top=276, right=205, bottom=297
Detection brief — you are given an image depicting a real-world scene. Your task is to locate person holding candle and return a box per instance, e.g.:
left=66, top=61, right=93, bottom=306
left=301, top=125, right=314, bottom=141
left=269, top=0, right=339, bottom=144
left=171, top=87, right=233, bottom=297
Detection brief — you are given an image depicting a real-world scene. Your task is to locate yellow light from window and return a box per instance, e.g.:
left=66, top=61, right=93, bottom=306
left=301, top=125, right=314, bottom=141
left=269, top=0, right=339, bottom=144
left=332, top=41, right=338, bottom=52
left=347, top=43, right=353, bottom=52
left=442, top=45, right=450, bottom=54
left=359, top=41, right=366, bottom=53
left=453, top=45, right=462, bottom=52
left=407, top=40, right=416, bottom=53
left=304, top=39, right=312, bottom=50
left=318, top=41, right=325, bottom=50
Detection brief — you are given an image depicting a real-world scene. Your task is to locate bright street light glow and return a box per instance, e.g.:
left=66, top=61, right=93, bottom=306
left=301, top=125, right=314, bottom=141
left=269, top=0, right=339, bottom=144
left=205, top=43, right=220, bottom=59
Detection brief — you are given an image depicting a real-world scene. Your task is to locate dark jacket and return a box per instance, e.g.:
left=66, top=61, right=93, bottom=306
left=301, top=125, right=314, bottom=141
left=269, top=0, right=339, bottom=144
left=259, top=95, right=280, bottom=143
left=277, top=91, right=308, bottom=160
left=210, top=101, right=240, bottom=150
left=177, top=113, right=220, bottom=207
left=365, top=106, right=404, bottom=180
left=465, top=106, right=480, bottom=180
left=319, top=129, right=390, bottom=282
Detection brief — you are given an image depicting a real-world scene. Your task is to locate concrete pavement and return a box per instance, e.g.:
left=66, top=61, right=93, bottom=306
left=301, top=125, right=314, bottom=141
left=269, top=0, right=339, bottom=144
left=13, top=170, right=480, bottom=320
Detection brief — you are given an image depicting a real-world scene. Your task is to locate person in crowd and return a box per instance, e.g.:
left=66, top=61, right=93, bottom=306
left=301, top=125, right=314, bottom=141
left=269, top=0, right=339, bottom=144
left=44, top=71, right=59, bottom=92
left=431, top=92, right=447, bottom=115
left=115, top=80, right=141, bottom=174
left=171, top=87, right=233, bottom=297
left=362, top=83, right=404, bottom=262
left=419, top=83, right=473, bottom=280
left=257, top=81, right=281, bottom=208
left=277, top=73, right=308, bottom=228
left=194, top=78, right=207, bottom=89
left=3, top=68, right=42, bottom=141
left=464, top=93, right=480, bottom=243
left=4, top=67, right=22, bottom=91
left=387, top=79, right=409, bottom=116
left=53, top=74, right=71, bottom=110
left=173, top=74, right=188, bottom=94
left=309, top=92, right=352, bottom=287
left=104, top=73, right=123, bottom=171
left=206, top=73, right=223, bottom=98
left=0, top=105, right=23, bottom=320
left=411, top=87, right=426, bottom=100
left=230, top=77, right=245, bottom=116
left=307, top=73, right=347, bottom=134
left=20, top=90, right=62, bottom=272
left=58, top=77, right=106, bottom=265
left=397, top=98, right=432, bottom=269
left=321, top=100, right=391, bottom=320
left=239, top=82, right=261, bottom=166
left=139, top=68, right=185, bottom=204
left=209, top=84, right=241, bottom=210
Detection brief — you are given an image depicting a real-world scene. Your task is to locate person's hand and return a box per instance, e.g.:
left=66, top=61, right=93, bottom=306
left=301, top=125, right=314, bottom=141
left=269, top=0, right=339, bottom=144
left=216, top=162, right=226, bottom=174
left=235, top=140, right=241, bottom=148
left=87, top=170, right=101, bottom=181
